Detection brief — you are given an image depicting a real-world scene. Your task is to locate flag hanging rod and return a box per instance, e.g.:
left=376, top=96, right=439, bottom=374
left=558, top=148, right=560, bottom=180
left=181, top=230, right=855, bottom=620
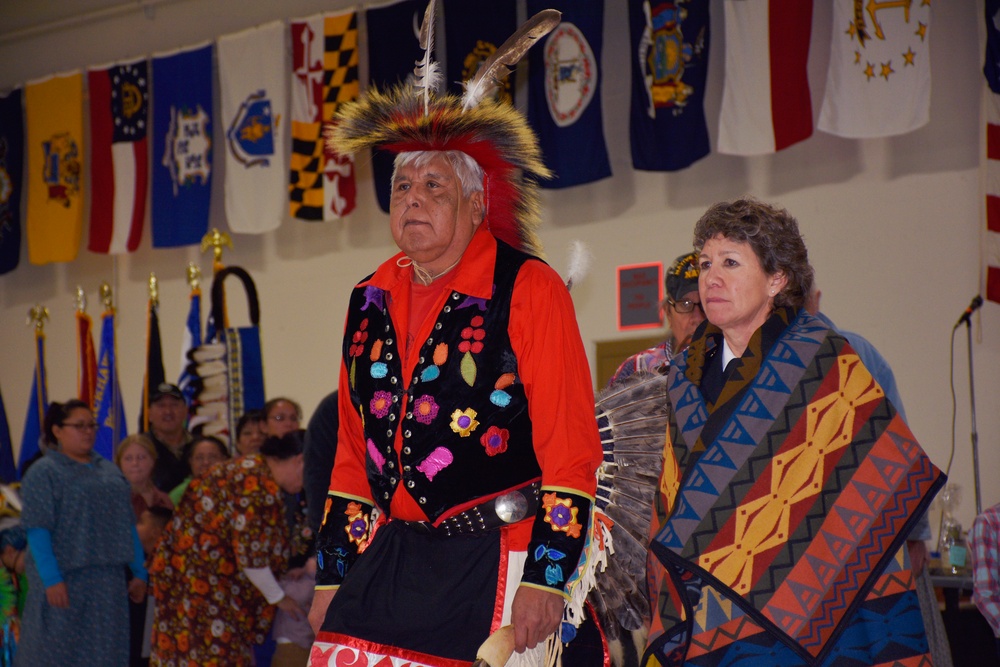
left=0, top=0, right=187, bottom=46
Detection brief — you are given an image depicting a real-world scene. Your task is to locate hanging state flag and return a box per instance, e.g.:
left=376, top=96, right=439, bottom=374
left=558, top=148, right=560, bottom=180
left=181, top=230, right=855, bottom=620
left=365, top=0, right=424, bottom=212
left=985, top=89, right=1000, bottom=304
left=717, top=0, right=813, bottom=156
left=151, top=44, right=213, bottom=247
left=18, top=330, right=48, bottom=476
left=988, top=0, right=1000, bottom=94
left=289, top=10, right=359, bottom=221
left=94, top=309, right=127, bottom=461
left=24, top=72, right=84, bottom=264
left=177, top=285, right=202, bottom=409
left=443, top=0, right=517, bottom=99
left=0, top=386, right=15, bottom=484
left=527, top=0, right=611, bottom=188
left=0, top=90, right=24, bottom=276
left=628, top=0, right=711, bottom=172
left=77, top=308, right=97, bottom=409
left=141, top=299, right=166, bottom=432
left=218, top=21, right=287, bottom=234
left=818, top=0, right=931, bottom=138
left=87, top=59, right=148, bottom=254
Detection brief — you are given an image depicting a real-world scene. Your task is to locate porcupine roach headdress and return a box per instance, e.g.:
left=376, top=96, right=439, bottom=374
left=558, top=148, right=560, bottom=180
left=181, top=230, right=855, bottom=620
left=324, top=2, right=560, bottom=258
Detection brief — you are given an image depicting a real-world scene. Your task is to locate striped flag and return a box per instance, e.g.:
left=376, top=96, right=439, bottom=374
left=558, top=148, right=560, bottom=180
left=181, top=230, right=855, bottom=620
left=0, top=385, right=15, bottom=483
left=818, top=0, right=931, bottom=138
left=527, top=0, right=612, bottom=188
left=0, top=89, right=24, bottom=276
left=177, top=285, right=202, bottom=409
left=218, top=21, right=287, bottom=234
left=24, top=72, right=84, bottom=264
left=985, top=89, right=1000, bottom=304
left=628, top=0, right=711, bottom=172
left=18, top=330, right=48, bottom=476
left=87, top=59, right=148, bottom=254
left=151, top=44, right=213, bottom=247
left=717, top=0, right=813, bottom=155
left=289, top=10, right=359, bottom=221
left=77, top=309, right=97, bottom=409
left=94, top=308, right=127, bottom=461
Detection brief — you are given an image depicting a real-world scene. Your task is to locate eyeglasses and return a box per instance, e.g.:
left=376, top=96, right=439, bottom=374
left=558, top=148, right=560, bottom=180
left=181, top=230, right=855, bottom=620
left=62, top=422, right=99, bottom=431
left=666, top=298, right=704, bottom=314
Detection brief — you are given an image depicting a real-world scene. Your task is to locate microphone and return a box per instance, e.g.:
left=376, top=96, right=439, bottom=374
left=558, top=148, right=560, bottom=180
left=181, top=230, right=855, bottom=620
left=955, top=295, right=984, bottom=328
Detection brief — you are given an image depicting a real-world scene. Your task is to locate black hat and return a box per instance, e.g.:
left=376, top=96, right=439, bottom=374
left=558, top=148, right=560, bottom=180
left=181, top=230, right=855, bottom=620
left=150, top=383, right=185, bottom=404
left=665, top=252, right=700, bottom=301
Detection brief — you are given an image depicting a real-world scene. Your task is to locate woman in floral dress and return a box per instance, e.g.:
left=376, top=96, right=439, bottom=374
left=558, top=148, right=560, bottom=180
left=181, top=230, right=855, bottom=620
left=149, top=432, right=305, bottom=665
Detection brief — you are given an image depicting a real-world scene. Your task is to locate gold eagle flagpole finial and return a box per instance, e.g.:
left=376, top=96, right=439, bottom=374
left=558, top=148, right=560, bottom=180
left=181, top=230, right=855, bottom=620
left=201, top=228, right=233, bottom=270
left=26, top=304, right=49, bottom=333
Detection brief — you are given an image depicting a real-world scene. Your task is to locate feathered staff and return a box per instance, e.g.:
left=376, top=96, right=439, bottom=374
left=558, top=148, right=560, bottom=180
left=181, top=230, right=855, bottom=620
left=414, top=0, right=441, bottom=116
left=462, top=9, right=561, bottom=111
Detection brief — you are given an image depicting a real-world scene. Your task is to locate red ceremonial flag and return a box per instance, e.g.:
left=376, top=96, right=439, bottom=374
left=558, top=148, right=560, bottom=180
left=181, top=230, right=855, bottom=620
left=985, top=88, right=1000, bottom=304
left=88, top=59, right=149, bottom=254
left=77, top=308, right=97, bottom=409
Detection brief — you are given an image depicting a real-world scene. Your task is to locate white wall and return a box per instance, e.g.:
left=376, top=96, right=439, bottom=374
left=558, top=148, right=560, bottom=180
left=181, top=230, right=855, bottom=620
left=0, top=1, right=995, bottom=536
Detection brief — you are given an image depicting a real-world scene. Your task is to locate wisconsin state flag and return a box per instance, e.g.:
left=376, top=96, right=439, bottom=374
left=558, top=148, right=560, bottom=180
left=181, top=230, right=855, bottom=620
left=151, top=44, right=213, bottom=247
left=717, top=0, right=813, bottom=155
left=0, top=89, right=23, bottom=275
left=25, top=72, right=84, bottom=264
left=527, top=0, right=611, bottom=188
left=289, top=10, right=359, bottom=221
left=818, top=0, right=931, bottom=138
left=88, top=59, right=148, bottom=254
left=628, top=0, right=711, bottom=171
left=365, top=0, right=424, bottom=212
left=219, top=21, right=287, bottom=233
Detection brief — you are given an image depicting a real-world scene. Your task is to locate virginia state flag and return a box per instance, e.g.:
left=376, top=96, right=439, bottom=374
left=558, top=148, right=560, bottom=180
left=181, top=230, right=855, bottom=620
left=365, top=0, right=424, bottom=212
left=818, top=0, right=931, bottom=138
left=25, top=72, right=84, bottom=264
left=219, top=21, right=287, bottom=234
left=0, top=89, right=24, bottom=276
left=527, top=0, right=611, bottom=188
left=717, top=0, right=813, bottom=155
left=77, top=309, right=97, bottom=409
left=0, top=386, right=16, bottom=483
left=443, top=0, right=517, bottom=99
left=289, top=10, right=359, bottom=221
left=94, top=309, right=127, bottom=461
left=18, top=331, right=48, bottom=476
left=151, top=44, right=213, bottom=247
left=87, top=59, right=148, bottom=254
left=628, top=0, right=711, bottom=171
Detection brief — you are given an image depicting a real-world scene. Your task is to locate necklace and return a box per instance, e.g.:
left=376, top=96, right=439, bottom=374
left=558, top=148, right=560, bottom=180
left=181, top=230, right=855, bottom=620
left=398, top=256, right=462, bottom=285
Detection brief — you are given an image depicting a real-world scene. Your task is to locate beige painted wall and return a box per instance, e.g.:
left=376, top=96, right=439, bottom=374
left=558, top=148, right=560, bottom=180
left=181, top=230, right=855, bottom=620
left=0, top=1, right=995, bottom=537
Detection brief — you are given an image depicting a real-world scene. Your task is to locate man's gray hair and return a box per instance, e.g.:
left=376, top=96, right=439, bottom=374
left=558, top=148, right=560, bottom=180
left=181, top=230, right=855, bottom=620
left=392, top=150, right=485, bottom=198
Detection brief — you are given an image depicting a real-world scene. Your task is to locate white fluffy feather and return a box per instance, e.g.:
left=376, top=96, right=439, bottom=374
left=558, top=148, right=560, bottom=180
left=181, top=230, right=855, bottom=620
left=564, top=240, right=593, bottom=291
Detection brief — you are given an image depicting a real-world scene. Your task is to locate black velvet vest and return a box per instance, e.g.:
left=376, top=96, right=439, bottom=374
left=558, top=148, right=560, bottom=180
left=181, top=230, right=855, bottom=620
left=343, top=241, right=540, bottom=523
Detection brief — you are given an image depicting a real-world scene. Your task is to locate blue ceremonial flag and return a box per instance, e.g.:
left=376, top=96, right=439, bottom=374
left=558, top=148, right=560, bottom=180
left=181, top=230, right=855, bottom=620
left=628, top=0, right=711, bottom=171
left=18, top=332, right=48, bottom=476
left=151, top=44, right=213, bottom=248
left=0, top=385, right=16, bottom=483
left=94, top=309, right=127, bottom=461
left=0, top=89, right=24, bottom=276
left=987, top=0, right=1000, bottom=93
left=177, top=287, right=202, bottom=409
left=443, top=0, right=517, bottom=99
left=527, top=0, right=611, bottom=189
left=365, top=0, right=424, bottom=212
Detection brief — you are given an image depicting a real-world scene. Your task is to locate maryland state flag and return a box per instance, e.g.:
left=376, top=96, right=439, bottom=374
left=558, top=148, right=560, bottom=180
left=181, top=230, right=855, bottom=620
left=151, top=44, right=213, bottom=247
left=24, top=72, right=84, bottom=264
left=364, top=0, right=424, bottom=212
left=289, top=10, right=359, bottom=221
left=0, top=89, right=24, bottom=276
left=77, top=308, right=97, bottom=409
left=443, top=0, right=517, bottom=99
left=18, top=330, right=48, bottom=476
left=527, top=0, right=611, bottom=188
left=94, top=308, right=127, bottom=461
left=628, top=0, right=711, bottom=172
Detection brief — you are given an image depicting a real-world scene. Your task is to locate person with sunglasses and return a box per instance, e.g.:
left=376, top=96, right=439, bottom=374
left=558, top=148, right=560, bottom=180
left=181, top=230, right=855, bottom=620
left=16, top=399, right=147, bottom=666
left=609, top=252, right=705, bottom=385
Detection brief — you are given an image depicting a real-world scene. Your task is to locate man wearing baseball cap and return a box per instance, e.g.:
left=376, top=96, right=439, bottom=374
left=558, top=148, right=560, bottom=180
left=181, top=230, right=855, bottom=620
left=609, top=252, right=705, bottom=385
left=145, top=383, right=192, bottom=492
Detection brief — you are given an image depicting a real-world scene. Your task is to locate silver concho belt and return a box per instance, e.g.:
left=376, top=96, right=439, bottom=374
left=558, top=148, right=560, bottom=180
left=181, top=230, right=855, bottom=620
left=404, top=481, right=542, bottom=537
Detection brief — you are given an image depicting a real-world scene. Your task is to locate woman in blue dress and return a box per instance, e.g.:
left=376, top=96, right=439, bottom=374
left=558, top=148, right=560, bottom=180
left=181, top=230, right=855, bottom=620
left=16, top=399, right=147, bottom=666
